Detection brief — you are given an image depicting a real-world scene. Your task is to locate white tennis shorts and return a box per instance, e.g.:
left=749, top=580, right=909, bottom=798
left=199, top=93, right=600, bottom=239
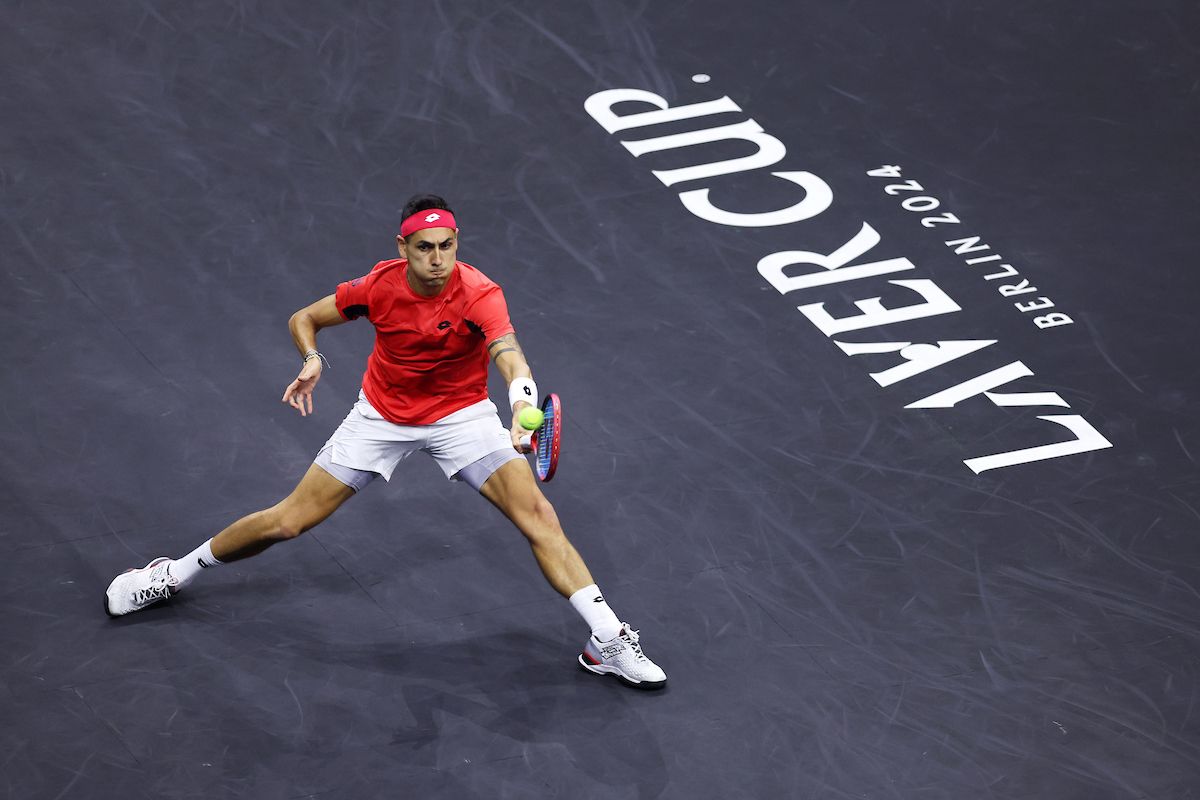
left=317, top=390, right=518, bottom=489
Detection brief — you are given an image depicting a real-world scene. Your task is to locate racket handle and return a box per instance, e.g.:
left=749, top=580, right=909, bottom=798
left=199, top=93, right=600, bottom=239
left=518, top=433, right=532, bottom=448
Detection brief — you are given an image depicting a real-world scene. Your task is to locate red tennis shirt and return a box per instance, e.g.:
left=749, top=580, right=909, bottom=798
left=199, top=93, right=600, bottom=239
left=334, top=259, right=515, bottom=424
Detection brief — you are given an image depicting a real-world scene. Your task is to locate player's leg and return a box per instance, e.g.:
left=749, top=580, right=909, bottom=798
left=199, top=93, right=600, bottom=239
left=104, top=460, right=361, bottom=618
left=477, top=458, right=667, bottom=690
left=105, top=393, right=402, bottom=618
left=430, top=404, right=666, bottom=688
left=477, top=458, right=593, bottom=597
left=209, top=462, right=356, bottom=562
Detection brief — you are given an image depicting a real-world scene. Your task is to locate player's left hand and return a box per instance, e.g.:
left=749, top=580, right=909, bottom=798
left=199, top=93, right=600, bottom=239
left=282, top=359, right=323, bottom=417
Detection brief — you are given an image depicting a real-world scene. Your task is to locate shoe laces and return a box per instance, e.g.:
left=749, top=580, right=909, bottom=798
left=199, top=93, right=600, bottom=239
left=133, top=582, right=173, bottom=606
left=619, top=627, right=648, bottom=662
left=133, top=563, right=176, bottom=606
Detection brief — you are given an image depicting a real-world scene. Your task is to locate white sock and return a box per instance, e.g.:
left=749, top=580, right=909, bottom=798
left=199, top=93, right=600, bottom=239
left=569, top=584, right=622, bottom=642
left=166, top=539, right=223, bottom=588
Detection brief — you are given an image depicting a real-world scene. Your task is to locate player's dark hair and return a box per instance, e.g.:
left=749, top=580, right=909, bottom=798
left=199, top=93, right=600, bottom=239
left=402, top=193, right=454, bottom=221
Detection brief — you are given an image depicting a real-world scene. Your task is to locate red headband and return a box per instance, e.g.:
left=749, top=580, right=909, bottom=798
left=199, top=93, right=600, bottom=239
left=400, top=208, right=457, bottom=238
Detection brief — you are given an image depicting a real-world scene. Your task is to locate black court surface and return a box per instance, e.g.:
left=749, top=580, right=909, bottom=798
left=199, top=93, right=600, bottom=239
left=4, top=2, right=1200, bottom=798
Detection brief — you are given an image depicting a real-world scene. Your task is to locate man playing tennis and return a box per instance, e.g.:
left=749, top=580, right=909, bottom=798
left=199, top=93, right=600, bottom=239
left=104, top=194, right=667, bottom=690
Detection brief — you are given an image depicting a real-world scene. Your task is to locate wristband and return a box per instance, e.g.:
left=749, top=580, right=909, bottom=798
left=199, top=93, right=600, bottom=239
left=508, top=377, right=538, bottom=411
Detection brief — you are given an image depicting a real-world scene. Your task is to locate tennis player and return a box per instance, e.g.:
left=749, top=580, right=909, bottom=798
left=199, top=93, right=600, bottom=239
left=104, top=194, right=666, bottom=690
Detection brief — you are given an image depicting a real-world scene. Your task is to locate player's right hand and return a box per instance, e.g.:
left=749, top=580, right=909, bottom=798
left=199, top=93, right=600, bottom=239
left=509, top=419, right=534, bottom=454
left=282, top=359, right=323, bottom=417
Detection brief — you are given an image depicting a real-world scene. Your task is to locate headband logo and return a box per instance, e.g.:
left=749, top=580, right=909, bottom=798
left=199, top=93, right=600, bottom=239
left=424, top=212, right=441, bottom=223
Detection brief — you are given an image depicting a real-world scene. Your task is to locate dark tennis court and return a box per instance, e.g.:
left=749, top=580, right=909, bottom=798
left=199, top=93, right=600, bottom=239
left=4, top=2, right=1199, bottom=798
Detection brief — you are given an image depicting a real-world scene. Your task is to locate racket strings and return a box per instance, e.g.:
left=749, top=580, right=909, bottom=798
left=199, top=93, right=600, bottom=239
left=536, top=416, right=555, bottom=471
left=535, top=401, right=557, bottom=477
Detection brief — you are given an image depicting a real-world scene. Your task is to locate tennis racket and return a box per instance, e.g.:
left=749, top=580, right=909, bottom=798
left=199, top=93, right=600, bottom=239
left=530, top=393, right=561, bottom=482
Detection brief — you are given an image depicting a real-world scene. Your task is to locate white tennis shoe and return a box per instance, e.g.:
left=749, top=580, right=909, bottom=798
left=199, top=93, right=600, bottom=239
left=578, top=624, right=667, bottom=690
left=104, top=557, right=179, bottom=617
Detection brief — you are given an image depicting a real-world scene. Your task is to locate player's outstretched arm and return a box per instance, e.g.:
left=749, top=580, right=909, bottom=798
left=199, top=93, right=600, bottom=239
left=282, top=294, right=350, bottom=417
left=487, top=333, right=531, bottom=391
left=487, top=333, right=536, bottom=452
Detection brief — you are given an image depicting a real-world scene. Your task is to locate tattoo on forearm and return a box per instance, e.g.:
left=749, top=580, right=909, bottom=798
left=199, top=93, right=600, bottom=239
left=487, top=334, right=524, bottom=360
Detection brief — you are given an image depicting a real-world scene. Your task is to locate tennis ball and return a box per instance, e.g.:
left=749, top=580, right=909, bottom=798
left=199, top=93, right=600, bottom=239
left=517, top=407, right=545, bottom=431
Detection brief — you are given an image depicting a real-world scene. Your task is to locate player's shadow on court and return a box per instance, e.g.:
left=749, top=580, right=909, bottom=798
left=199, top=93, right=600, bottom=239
left=294, top=629, right=670, bottom=793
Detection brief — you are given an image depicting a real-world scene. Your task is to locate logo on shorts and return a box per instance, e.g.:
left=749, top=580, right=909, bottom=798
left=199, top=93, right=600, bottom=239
left=593, top=596, right=604, bottom=603
left=437, top=320, right=452, bottom=330
left=424, top=212, right=442, bottom=223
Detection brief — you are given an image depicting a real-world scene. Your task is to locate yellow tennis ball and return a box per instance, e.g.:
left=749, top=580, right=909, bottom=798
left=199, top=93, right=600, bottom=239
left=518, top=407, right=544, bottom=430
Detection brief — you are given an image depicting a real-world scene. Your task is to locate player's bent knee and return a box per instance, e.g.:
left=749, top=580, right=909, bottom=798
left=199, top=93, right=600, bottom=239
left=259, top=507, right=301, bottom=542
left=269, top=470, right=354, bottom=543
left=518, top=496, right=563, bottom=543
left=274, top=522, right=303, bottom=541
left=531, top=495, right=558, bottom=527
left=281, top=503, right=333, bottom=540
left=266, top=501, right=327, bottom=542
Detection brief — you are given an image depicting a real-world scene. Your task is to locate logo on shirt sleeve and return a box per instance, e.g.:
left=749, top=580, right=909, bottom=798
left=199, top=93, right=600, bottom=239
left=437, top=320, right=452, bottom=330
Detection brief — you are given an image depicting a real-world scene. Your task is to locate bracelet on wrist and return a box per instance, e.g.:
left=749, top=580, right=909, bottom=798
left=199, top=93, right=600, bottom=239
left=302, top=350, right=330, bottom=369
